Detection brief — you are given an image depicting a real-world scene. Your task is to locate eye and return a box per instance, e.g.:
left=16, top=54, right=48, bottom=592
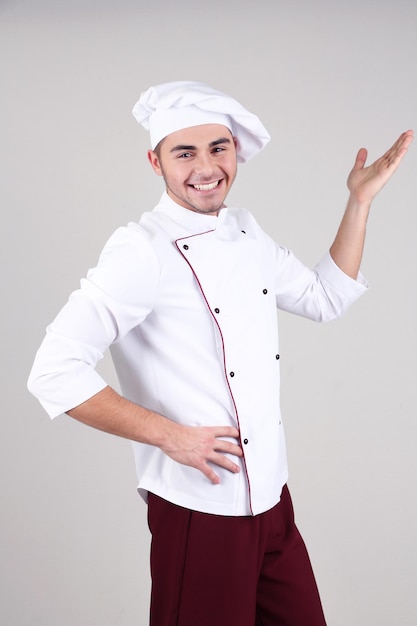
left=177, top=152, right=193, bottom=159
left=212, top=146, right=226, bottom=153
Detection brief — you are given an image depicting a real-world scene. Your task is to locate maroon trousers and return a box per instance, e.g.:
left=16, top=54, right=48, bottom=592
left=147, top=485, right=326, bottom=626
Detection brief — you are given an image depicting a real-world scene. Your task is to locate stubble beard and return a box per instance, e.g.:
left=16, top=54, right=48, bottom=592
left=162, top=170, right=236, bottom=216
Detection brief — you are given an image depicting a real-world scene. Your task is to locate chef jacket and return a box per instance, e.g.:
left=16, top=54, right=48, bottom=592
left=28, top=192, right=368, bottom=516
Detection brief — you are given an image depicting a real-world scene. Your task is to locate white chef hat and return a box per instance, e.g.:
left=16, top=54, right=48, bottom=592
left=132, top=80, right=270, bottom=163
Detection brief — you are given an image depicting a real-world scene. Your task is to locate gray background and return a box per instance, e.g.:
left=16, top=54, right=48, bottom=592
left=1, top=1, right=416, bottom=624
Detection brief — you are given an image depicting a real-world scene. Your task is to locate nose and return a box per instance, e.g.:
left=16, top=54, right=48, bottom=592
left=193, top=152, right=215, bottom=177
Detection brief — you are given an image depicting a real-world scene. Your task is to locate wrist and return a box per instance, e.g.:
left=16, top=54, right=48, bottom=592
left=346, top=194, right=372, bottom=220
left=152, top=412, right=181, bottom=451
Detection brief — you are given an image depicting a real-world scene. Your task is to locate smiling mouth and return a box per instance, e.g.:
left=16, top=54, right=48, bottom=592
left=191, top=180, right=220, bottom=191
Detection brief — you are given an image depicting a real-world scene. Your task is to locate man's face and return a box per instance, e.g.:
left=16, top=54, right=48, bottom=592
left=147, top=124, right=237, bottom=216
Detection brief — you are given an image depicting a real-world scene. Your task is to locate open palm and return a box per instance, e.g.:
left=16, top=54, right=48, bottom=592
left=347, top=130, right=413, bottom=205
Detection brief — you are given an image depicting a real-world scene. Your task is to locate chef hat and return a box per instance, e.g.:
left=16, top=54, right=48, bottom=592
left=132, top=80, right=270, bottom=163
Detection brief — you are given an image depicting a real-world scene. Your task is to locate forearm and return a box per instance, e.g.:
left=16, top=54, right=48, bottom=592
left=67, top=385, right=174, bottom=449
left=329, top=195, right=371, bottom=280
left=67, top=386, right=243, bottom=484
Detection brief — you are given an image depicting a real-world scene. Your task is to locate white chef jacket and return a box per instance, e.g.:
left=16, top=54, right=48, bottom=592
left=28, top=192, right=368, bottom=516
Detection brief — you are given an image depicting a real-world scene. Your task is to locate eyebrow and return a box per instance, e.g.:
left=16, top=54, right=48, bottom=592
left=169, top=137, right=232, bottom=153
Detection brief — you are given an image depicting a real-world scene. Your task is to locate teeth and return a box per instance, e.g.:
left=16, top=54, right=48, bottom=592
left=193, top=181, right=219, bottom=191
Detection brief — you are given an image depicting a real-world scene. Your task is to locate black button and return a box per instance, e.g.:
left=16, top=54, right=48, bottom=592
left=229, top=371, right=235, bottom=377
left=263, top=289, right=268, bottom=294
left=183, top=244, right=189, bottom=250
left=243, top=438, right=249, bottom=445
left=214, top=308, right=220, bottom=314
left=275, top=354, right=280, bottom=360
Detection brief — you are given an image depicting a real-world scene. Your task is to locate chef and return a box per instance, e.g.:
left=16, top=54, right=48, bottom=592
left=28, top=80, right=413, bottom=626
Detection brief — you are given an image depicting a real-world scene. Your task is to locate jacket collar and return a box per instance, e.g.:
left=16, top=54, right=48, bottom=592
left=151, top=193, right=248, bottom=242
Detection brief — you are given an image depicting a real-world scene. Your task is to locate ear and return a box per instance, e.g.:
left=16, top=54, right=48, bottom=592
left=147, top=150, right=163, bottom=176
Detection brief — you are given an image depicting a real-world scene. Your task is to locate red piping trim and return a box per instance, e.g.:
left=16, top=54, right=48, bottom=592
left=175, top=231, right=254, bottom=516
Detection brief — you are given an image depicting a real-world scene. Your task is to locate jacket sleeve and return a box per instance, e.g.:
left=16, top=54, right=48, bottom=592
left=27, top=224, right=160, bottom=418
left=273, top=245, right=368, bottom=321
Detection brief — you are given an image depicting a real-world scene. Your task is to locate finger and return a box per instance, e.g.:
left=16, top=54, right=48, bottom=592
left=392, top=130, right=414, bottom=160
left=396, top=129, right=414, bottom=149
left=214, top=439, right=243, bottom=458
left=197, top=453, right=240, bottom=484
left=212, top=425, right=241, bottom=439
left=201, top=463, right=221, bottom=485
left=208, top=452, right=241, bottom=474
left=381, top=130, right=413, bottom=167
left=353, top=147, right=368, bottom=171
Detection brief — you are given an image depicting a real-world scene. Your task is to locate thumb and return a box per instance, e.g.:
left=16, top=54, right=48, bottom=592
left=353, top=147, right=368, bottom=170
